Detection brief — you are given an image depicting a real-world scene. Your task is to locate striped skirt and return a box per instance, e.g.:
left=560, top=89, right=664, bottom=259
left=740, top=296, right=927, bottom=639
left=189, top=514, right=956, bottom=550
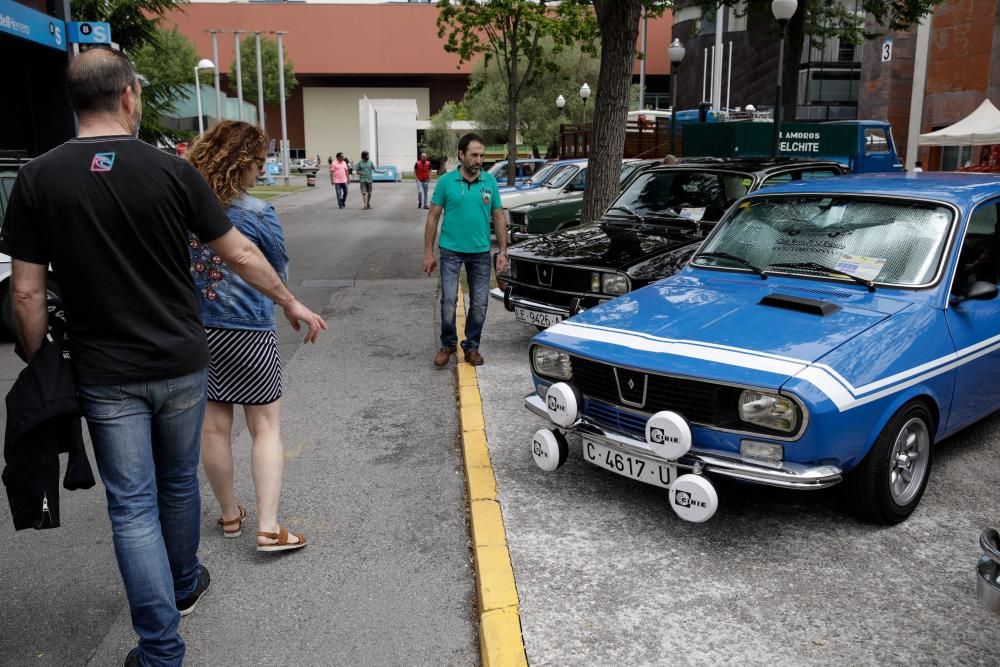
left=205, top=327, right=283, bottom=405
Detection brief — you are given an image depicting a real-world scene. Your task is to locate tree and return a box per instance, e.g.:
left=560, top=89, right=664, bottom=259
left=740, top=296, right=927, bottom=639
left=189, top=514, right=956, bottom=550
left=423, top=102, right=460, bottom=165
left=71, top=0, right=185, bottom=145
left=580, top=1, right=666, bottom=227
left=462, top=40, right=600, bottom=157
left=437, top=0, right=598, bottom=185
left=229, top=35, right=298, bottom=107
left=688, top=0, right=946, bottom=120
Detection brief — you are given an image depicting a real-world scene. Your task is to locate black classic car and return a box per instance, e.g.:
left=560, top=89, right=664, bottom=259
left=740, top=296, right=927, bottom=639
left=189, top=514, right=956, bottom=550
left=493, top=158, right=847, bottom=328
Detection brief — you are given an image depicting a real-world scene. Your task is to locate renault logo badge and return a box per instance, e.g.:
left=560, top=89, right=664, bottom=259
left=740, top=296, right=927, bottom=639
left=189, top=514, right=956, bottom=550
left=627, top=378, right=635, bottom=390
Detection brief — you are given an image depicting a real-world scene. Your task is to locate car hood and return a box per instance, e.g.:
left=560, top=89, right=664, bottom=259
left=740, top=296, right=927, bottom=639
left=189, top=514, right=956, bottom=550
left=534, top=272, right=912, bottom=391
left=502, top=187, right=568, bottom=208
left=509, top=223, right=701, bottom=271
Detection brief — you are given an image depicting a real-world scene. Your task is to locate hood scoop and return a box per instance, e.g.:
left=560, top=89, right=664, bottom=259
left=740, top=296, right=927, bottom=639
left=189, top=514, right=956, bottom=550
left=759, top=293, right=841, bottom=317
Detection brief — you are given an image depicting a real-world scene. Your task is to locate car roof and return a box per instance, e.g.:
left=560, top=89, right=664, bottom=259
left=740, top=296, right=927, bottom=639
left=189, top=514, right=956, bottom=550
left=746, top=172, right=1000, bottom=209
left=643, top=157, right=844, bottom=175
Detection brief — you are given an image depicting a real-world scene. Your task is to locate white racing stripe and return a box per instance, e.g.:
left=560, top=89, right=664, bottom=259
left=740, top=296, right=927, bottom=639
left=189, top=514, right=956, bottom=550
left=544, top=321, right=983, bottom=412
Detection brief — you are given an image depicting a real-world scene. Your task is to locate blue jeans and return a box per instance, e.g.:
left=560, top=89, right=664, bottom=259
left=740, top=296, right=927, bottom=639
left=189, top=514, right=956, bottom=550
left=78, top=369, right=208, bottom=666
left=439, top=247, right=491, bottom=352
left=335, top=183, right=348, bottom=208
left=417, top=180, right=430, bottom=207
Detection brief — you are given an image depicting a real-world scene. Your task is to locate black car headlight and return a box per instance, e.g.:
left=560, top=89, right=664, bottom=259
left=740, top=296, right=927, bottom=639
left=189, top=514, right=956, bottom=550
left=532, top=345, right=572, bottom=380
left=601, top=273, right=630, bottom=296
left=738, top=390, right=799, bottom=433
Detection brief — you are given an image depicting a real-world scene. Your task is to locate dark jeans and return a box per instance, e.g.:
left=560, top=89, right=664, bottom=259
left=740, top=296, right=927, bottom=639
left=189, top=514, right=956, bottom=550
left=78, top=369, right=208, bottom=666
left=417, top=180, right=430, bottom=207
left=439, top=247, right=491, bottom=352
left=335, top=183, right=348, bottom=208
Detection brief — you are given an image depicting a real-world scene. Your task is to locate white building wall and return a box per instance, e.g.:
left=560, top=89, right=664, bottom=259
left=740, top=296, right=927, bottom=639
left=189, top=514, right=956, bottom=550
left=302, top=87, right=429, bottom=164
left=359, top=99, right=418, bottom=175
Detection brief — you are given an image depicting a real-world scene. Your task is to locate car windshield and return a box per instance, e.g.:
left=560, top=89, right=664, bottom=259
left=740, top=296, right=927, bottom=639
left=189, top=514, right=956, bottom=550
left=547, top=165, right=581, bottom=189
left=608, top=170, right=752, bottom=223
left=691, top=196, right=954, bottom=286
left=526, top=162, right=559, bottom=185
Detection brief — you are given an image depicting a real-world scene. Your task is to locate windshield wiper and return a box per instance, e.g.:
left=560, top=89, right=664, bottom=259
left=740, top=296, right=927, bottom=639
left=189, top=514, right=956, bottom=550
left=696, top=252, right=766, bottom=278
left=767, top=261, right=875, bottom=292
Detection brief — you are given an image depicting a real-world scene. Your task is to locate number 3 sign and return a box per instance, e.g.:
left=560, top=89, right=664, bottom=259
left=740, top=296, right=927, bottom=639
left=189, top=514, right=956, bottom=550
left=881, top=38, right=893, bottom=62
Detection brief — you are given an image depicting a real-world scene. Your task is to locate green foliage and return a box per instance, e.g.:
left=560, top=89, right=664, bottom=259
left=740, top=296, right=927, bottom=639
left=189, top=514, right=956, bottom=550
left=229, top=35, right=298, bottom=107
left=71, top=0, right=185, bottom=145
left=463, top=40, right=600, bottom=151
left=133, top=27, right=205, bottom=110
left=688, top=0, right=944, bottom=45
left=422, top=102, right=460, bottom=161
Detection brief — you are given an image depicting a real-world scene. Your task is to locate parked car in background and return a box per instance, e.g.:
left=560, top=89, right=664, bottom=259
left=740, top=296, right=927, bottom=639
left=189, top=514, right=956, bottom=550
left=526, top=173, right=1000, bottom=524
left=499, top=159, right=586, bottom=195
left=507, top=159, right=661, bottom=243
left=372, top=165, right=401, bottom=182
left=489, top=158, right=548, bottom=185
left=0, top=155, right=62, bottom=335
left=499, top=160, right=592, bottom=213
left=495, top=158, right=846, bottom=329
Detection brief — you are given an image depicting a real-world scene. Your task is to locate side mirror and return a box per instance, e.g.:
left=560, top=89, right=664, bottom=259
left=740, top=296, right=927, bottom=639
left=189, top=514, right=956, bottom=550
left=957, top=281, right=1000, bottom=303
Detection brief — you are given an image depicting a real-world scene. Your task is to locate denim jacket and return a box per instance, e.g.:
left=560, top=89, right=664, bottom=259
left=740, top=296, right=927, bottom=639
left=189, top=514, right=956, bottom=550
left=190, top=193, right=289, bottom=331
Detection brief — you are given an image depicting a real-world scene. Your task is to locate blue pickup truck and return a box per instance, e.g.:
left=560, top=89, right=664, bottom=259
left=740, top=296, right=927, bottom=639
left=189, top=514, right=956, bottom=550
left=684, top=120, right=904, bottom=174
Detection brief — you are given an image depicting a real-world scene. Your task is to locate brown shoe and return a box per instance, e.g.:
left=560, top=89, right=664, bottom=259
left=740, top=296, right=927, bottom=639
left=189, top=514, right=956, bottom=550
left=434, top=347, right=456, bottom=367
left=465, top=350, right=484, bottom=366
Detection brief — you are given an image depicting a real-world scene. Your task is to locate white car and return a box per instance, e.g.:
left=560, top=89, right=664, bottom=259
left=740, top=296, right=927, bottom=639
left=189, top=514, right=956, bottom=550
left=500, top=160, right=589, bottom=213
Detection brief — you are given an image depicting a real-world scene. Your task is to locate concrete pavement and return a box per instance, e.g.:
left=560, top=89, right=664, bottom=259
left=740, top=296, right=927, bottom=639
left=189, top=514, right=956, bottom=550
left=0, top=182, right=478, bottom=665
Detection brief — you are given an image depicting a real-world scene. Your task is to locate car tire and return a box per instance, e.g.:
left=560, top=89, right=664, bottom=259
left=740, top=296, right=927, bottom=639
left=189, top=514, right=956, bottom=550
left=845, top=401, right=934, bottom=525
left=2, top=278, right=62, bottom=338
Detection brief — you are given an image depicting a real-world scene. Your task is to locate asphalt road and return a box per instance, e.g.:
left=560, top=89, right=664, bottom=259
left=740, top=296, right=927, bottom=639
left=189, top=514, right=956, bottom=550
left=0, top=181, right=478, bottom=666
left=479, top=308, right=1000, bottom=665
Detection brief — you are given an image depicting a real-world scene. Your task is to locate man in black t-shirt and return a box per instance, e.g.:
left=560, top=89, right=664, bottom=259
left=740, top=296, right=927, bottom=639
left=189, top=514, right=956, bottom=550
left=0, top=48, right=325, bottom=667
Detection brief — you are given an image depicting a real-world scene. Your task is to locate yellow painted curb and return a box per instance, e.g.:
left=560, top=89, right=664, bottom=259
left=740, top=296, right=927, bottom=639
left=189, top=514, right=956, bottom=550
left=454, top=284, right=528, bottom=666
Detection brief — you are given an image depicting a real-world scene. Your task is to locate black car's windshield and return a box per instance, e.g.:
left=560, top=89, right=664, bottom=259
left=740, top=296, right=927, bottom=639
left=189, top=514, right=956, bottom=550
left=692, top=196, right=954, bottom=286
left=608, top=170, right=752, bottom=223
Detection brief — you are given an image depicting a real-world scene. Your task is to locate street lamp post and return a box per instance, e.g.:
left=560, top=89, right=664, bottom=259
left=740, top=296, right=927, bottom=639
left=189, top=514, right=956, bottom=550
left=771, top=0, right=798, bottom=157
left=273, top=31, right=290, bottom=186
left=233, top=30, right=244, bottom=122
left=254, top=32, right=265, bottom=132
left=556, top=94, right=566, bottom=158
left=668, top=38, right=686, bottom=156
left=194, top=58, right=215, bottom=135
left=579, top=82, right=591, bottom=126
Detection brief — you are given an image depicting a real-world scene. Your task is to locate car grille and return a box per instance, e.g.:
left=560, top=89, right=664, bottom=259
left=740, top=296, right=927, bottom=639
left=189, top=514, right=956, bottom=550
left=509, top=210, right=527, bottom=231
left=585, top=399, right=648, bottom=438
left=511, top=259, right=594, bottom=293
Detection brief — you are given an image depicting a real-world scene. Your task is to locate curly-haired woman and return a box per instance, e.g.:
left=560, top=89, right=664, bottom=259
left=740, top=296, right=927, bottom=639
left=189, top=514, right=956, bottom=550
left=187, top=121, right=306, bottom=552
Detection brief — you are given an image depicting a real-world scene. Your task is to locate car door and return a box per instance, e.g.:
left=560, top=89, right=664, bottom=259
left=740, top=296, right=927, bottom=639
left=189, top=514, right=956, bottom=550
left=945, top=197, right=1000, bottom=429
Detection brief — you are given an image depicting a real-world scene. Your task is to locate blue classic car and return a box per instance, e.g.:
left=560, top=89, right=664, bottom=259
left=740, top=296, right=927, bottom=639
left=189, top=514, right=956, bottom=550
left=526, top=173, right=1000, bottom=524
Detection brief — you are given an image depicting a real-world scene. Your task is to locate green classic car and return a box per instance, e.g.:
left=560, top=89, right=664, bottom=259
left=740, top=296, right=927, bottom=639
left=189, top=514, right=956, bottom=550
left=507, top=159, right=660, bottom=244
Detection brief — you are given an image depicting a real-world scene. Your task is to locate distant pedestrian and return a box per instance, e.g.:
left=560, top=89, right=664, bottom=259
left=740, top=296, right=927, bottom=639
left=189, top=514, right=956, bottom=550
left=0, top=48, right=324, bottom=667
left=331, top=152, right=349, bottom=208
left=415, top=152, right=432, bottom=209
left=187, top=121, right=312, bottom=556
left=913, top=160, right=924, bottom=173
left=423, top=133, right=507, bottom=367
left=356, top=150, right=376, bottom=209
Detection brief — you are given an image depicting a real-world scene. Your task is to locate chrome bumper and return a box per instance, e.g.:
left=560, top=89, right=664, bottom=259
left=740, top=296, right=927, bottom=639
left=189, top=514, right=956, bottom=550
left=489, top=286, right=572, bottom=318
left=524, top=393, right=842, bottom=490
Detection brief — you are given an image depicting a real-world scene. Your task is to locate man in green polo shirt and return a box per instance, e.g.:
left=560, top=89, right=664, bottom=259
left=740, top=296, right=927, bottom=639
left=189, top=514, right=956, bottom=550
left=423, top=133, right=508, bottom=367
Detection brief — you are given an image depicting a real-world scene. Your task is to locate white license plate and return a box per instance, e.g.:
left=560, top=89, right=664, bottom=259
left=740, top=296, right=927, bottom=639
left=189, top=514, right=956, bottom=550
left=514, top=306, right=562, bottom=328
left=582, top=439, right=674, bottom=488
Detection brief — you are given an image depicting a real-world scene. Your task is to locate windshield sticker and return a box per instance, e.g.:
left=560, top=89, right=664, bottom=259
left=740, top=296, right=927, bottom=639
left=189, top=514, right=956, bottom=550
left=835, top=255, right=886, bottom=281
left=679, top=207, right=706, bottom=221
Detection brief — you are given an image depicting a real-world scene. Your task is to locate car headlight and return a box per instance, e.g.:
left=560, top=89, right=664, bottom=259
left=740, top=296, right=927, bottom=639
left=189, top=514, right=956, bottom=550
left=531, top=345, right=572, bottom=380
left=601, top=273, right=630, bottom=296
left=738, top=390, right=799, bottom=433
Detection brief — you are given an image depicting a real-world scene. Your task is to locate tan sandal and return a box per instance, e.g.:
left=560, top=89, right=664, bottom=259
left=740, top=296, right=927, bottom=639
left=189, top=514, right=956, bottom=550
left=256, top=525, right=307, bottom=552
left=217, top=505, right=247, bottom=538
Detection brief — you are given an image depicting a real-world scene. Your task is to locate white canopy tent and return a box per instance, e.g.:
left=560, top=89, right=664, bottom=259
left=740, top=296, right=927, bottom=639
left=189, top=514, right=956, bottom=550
left=919, top=99, right=1000, bottom=146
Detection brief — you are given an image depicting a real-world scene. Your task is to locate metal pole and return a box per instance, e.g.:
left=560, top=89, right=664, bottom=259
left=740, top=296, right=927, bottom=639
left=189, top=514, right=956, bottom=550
left=712, top=3, right=723, bottom=111
left=670, top=69, right=678, bottom=155
left=233, top=31, right=244, bottom=122
left=210, top=30, right=221, bottom=123
left=709, top=45, right=715, bottom=107
left=195, top=66, right=204, bottom=135
left=702, top=49, right=707, bottom=102
left=254, top=32, right=265, bottom=132
left=638, top=7, right=647, bottom=110
left=275, top=31, right=290, bottom=186
left=772, top=21, right=788, bottom=157
left=906, top=16, right=932, bottom=171
left=726, top=41, right=732, bottom=112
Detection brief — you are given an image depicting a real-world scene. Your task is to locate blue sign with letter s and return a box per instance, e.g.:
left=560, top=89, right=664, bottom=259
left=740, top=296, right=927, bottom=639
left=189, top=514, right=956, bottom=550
left=0, top=0, right=65, bottom=51
left=68, top=21, right=112, bottom=45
